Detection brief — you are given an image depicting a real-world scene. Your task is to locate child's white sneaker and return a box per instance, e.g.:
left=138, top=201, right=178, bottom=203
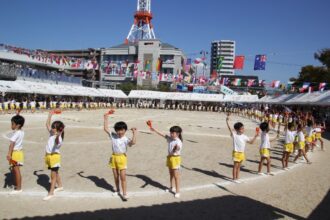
left=54, top=187, right=64, bottom=193
left=267, top=172, right=275, bottom=176
left=165, top=187, right=175, bottom=193
left=258, top=172, right=266, bottom=176
left=174, top=193, right=180, bottom=198
left=9, top=189, right=23, bottom=195
left=43, top=195, right=54, bottom=201
left=233, top=179, right=242, bottom=184
left=122, top=194, right=129, bottom=201
left=112, top=191, right=119, bottom=196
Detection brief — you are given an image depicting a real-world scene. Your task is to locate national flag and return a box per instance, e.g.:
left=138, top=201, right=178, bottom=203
left=247, top=79, right=255, bottom=87
left=319, top=83, right=326, bottom=91
left=271, top=80, right=281, bottom=88
left=308, top=86, right=313, bottom=93
left=300, top=82, right=310, bottom=93
left=186, top=58, right=192, bottom=65
left=254, top=55, right=267, bottom=70
left=156, top=58, right=162, bottom=72
left=233, top=78, right=242, bottom=86
left=217, top=56, right=224, bottom=71
left=259, top=80, right=265, bottom=87
left=220, top=77, right=229, bottom=86
left=233, top=56, right=245, bottom=70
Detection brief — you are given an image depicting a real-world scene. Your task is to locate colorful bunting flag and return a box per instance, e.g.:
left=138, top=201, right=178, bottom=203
left=272, top=80, right=281, bottom=88
left=247, top=79, right=255, bottom=87
left=233, top=78, right=242, bottom=86
left=300, top=82, right=310, bottom=93
left=217, top=56, right=224, bottom=71
left=319, top=83, right=326, bottom=91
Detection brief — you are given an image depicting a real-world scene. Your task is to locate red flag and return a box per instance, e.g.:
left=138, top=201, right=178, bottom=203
left=233, top=56, right=245, bottom=70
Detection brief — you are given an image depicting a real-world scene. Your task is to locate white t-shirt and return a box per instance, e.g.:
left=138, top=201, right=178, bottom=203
left=260, top=132, right=270, bottom=149
left=109, top=133, right=131, bottom=154
left=232, top=133, right=250, bottom=152
left=30, top=101, right=36, bottom=107
left=306, top=126, right=313, bottom=137
left=285, top=130, right=297, bottom=144
left=166, top=136, right=183, bottom=156
left=45, top=135, right=63, bottom=154
left=297, top=131, right=305, bottom=142
left=10, top=130, right=25, bottom=151
left=314, top=127, right=322, bottom=133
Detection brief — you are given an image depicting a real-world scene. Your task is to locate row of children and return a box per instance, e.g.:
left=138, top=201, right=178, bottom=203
left=5, top=110, right=183, bottom=201
left=226, top=111, right=325, bottom=183
left=5, top=109, right=325, bottom=201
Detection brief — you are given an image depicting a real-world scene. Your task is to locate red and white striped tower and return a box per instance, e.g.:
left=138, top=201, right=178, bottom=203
left=125, top=0, right=156, bottom=44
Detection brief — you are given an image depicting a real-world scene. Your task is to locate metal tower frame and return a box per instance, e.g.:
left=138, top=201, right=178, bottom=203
left=126, top=0, right=156, bottom=43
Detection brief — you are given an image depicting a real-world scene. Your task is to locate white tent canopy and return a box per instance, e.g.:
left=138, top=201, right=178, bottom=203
left=0, top=80, right=127, bottom=98
left=258, top=91, right=330, bottom=106
left=128, top=90, right=259, bottom=103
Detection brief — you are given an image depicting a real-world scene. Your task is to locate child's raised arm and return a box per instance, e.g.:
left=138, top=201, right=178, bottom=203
left=226, top=113, right=233, bottom=137
left=103, top=113, right=110, bottom=135
left=150, top=126, right=166, bottom=138
left=46, top=111, right=53, bottom=133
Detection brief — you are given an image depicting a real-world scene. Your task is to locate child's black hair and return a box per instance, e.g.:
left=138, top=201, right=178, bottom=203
left=11, top=115, right=25, bottom=128
left=234, top=122, right=244, bottom=131
left=260, top=122, right=269, bottom=132
left=288, top=123, right=295, bottom=130
left=170, top=126, right=183, bottom=141
left=51, top=121, right=65, bottom=140
left=114, top=121, right=128, bottom=132
left=297, top=124, right=303, bottom=130
left=307, top=119, right=313, bottom=127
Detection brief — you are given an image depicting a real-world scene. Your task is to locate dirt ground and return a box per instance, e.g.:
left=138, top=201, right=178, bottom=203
left=0, top=109, right=329, bottom=219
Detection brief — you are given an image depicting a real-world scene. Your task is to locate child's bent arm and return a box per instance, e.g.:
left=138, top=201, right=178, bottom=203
left=129, top=128, right=137, bottom=146
left=248, top=134, right=258, bottom=144
left=103, top=114, right=110, bottom=135
left=7, top=142, right=14, bottom=161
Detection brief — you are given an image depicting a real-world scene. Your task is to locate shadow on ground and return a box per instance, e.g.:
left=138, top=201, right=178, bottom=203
left=14, top=194, right=306, bottom=220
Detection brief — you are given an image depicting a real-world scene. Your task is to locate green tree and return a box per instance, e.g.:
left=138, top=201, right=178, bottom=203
left=295, top=49, right=330, bottom=83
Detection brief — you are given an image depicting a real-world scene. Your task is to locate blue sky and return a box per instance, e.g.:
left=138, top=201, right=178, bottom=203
left=0, top=0, right=329, bottom=83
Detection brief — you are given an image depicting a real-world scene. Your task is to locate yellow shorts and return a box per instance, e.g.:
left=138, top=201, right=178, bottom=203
left=23, top=106, right=27, bottom=109
left=299, top=141, right=305, bottom=150
left=316, top=133, right=322, bottom=139
left=312, top=134, right=316, bottom=141
left=284, top=143, right=294, bottom=153
left=109, top=154, right=127, bottom=170
left=10, top=105, right=15, bottom=110
left=45, top=154, right=61, bottom=169
left=273, top=119, right=277, bottom=123
left=11, top=151, right=24, bottom=166
left=166, top=156, right=181, bottom=169
left=260, top=148, right=270, bottom=158
left=4, top=107, right=9, bottom=110
left=306, top=136, right=313, bottom=143
left=233, top=151, right=245, bottom=162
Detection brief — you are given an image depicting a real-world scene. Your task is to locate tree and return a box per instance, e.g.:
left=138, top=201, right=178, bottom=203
left=314, top=48, right=330, bottom=68
left=295, top=49, right=330, bottom=83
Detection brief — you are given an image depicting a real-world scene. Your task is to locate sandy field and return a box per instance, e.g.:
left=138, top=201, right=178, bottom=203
left=0, top=109, right=329, bottom=219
